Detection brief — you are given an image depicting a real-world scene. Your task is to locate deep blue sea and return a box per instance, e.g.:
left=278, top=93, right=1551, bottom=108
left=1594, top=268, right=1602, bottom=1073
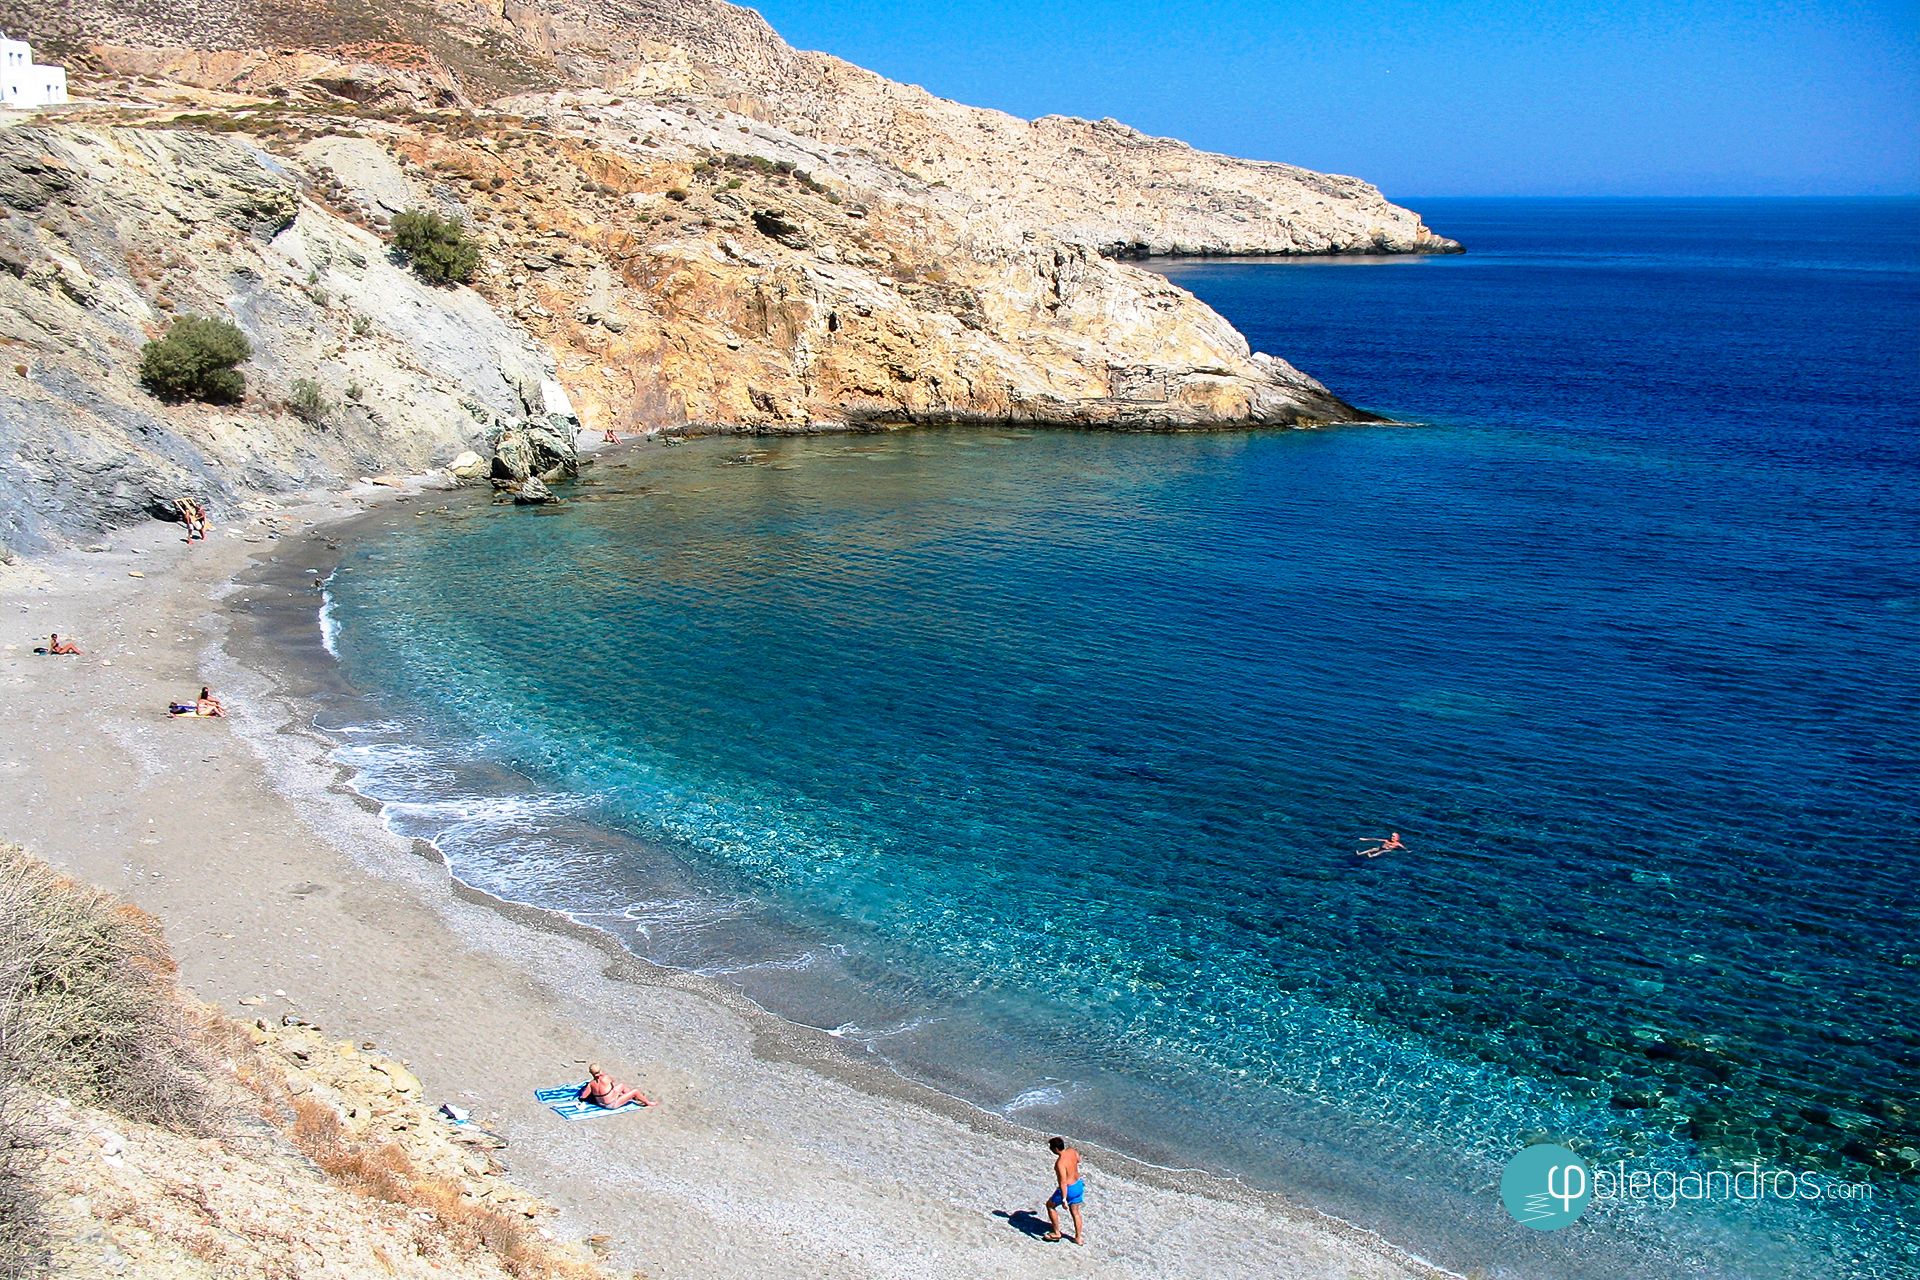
left=321, top=199, right=1920, bottom=1278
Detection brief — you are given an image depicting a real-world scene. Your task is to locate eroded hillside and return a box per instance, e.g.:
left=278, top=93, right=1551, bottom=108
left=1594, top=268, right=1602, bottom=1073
left=0, top=0, right=1454, bottom=547
left=13, top=0, right=1459, bottom=257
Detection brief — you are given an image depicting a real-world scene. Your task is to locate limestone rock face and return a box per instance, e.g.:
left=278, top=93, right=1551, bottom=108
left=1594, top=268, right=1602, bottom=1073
left=17, top=0, right=1456, bottom=259
left=0, top=125, right=561, bottom=549
left=0, top=0, right=1456, bottom=544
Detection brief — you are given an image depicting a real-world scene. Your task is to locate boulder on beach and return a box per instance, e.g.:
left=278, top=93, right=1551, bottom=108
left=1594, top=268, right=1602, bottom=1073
left=489, top=419, right=577, bottom=484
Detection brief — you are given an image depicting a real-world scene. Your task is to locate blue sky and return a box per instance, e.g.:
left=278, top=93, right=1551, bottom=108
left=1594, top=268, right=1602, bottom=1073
left=749, top=0, right=1919, bottom=197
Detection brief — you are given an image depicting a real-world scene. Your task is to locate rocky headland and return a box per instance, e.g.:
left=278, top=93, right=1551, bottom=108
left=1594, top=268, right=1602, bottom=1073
left=0, top=0, right=1456, bottom=549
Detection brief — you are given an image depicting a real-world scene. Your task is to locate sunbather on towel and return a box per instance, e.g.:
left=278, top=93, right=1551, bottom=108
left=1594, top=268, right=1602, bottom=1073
left=578, top=1062, right=651, bottom=1109
left=171, top=685, right=226, bottom=717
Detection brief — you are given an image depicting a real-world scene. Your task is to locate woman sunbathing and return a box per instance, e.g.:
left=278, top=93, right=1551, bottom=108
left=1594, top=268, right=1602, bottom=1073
left=38, top=633, right=82, bottom=655
left=577, top=1063, right=651, bottom=1109
left=170, top=685, right=226, bottom=717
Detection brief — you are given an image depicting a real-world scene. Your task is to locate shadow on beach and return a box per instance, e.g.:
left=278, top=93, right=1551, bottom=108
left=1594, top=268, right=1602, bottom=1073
left=991, top=1208, right=1055, bottom=1241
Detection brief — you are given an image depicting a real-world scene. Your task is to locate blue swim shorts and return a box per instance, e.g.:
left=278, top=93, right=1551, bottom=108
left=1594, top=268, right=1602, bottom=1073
left=1047, top=1179, right=1086, bottom=1208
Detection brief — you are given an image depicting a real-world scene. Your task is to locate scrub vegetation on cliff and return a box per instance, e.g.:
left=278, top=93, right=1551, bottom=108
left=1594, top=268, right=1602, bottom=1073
left=0, top=844, right=628, bottom=1279
left=0, top=0, right=1453, bottom=550
left=390, top=207, right=481, bottom=284
left=137, top=315, right=252, bottom=403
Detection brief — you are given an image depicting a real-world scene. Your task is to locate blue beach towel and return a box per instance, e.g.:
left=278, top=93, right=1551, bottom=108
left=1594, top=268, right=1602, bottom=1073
left=535, top=1083, right=645, bottom=1121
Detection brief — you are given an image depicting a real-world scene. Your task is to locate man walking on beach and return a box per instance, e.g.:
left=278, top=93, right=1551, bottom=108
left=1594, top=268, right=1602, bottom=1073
left=1043, top=1136, right=1085, bottom=1244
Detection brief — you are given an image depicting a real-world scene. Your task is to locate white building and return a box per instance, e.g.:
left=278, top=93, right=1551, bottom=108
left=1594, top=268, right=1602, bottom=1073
left=1, top=34, right=67, bottom=109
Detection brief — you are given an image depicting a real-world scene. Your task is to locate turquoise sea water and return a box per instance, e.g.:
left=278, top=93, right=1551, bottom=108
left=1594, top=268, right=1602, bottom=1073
left=322, top=200, right=1920, bottom=1277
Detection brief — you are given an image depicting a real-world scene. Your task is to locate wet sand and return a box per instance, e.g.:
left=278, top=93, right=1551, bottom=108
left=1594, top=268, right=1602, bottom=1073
left=0, top=479, right=1453, bottom=1280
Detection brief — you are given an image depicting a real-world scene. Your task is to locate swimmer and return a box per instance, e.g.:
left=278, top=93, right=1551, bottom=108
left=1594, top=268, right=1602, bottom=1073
left=1356, top=832, right=1405, bottom=858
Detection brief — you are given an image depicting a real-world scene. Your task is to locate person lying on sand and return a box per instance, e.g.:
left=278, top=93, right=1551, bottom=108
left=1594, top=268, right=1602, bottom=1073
left=38, top=633, right=82, bottom=655
left=577, top=1062, right=651, bottom=1109
left=170, top=685, right=226, bottom=718
left=1043, top=1136, right=1086, bottom=1244
left=1357, top=832, right=1405, bottom=858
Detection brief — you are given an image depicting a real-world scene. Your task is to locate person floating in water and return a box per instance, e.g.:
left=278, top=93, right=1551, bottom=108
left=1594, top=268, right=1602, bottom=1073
left=1357, top=832, right=1405, bottom=858
left=1043, top=1136, right=1085, bottom=1244
left=40, top=633, right=82, bottom=655
left=577, top=1062, right=651, bottom=1109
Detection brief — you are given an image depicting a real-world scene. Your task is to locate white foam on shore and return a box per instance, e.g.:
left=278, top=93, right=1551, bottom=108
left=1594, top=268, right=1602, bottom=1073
left=317, top=582, right=339, bottom=656
left=697, top=949, right=824, bottom=977
left=824, top=1013, right=951, bottom=1046
left=1001, top=1082, right=1074, bottom=1113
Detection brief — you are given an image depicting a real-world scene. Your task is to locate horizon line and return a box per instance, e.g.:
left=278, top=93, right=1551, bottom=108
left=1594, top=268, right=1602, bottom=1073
left=1390, top=192, right=1920, bottom=201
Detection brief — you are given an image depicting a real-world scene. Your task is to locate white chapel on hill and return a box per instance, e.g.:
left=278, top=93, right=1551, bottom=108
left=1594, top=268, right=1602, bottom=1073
left=1, top=33, right=67, bottom=108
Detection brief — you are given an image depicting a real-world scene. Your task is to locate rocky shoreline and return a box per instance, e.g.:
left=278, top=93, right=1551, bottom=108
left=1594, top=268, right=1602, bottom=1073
left=2, top=0, right=1456, bottom=553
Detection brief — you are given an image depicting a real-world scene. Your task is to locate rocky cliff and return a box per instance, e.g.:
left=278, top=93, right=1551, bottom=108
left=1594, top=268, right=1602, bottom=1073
left=0, top=0, right=1454, bottom=548
left=20, top=0, right=1458, bottom=258
left=0, top=121, right=577, bottom=548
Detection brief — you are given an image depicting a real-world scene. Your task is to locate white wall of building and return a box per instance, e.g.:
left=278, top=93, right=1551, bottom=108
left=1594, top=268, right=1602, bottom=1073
left=1, top=34, right=69, bottom=108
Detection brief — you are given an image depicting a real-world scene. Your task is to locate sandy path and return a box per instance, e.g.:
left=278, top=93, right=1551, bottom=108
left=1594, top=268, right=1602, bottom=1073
left=0, top=486, right=1450, bottom=1280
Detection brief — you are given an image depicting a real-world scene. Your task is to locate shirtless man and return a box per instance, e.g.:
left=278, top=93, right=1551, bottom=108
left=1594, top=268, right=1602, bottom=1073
left=1043, top=1136, right=1085, bottom=1244
left=577, top=1062, right=651, bottom=1109
left=1357, top=831, right=1405, bottom=858
left=46, top=633, right=82, bottom=655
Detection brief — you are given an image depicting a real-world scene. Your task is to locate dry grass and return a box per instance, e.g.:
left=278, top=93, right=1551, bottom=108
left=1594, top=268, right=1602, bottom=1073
left=0, top=843, right=227, bottom=1276
left=0, top=844, right=219, bottom=1136
left=0, top=844, right=620, bottom=1280
left=281, top=1094, right=602, bottom=1280
left=0, top=1013, right=49, bottom=1277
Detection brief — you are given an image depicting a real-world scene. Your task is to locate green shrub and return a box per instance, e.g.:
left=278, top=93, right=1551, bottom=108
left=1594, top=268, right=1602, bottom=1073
left=137, top=315, right=250, bottom=404
left=389, top=208, right=480, bottom=285
left=288, top=377, right=333, bottom=425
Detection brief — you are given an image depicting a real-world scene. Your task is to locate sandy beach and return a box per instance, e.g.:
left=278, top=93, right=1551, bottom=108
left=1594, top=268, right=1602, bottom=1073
left=0, top=480, right=1453, bottom=1280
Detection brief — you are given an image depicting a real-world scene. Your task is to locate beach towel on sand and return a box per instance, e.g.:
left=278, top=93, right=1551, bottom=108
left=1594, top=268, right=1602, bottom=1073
left=536, top=1083, right=645, bottom=1121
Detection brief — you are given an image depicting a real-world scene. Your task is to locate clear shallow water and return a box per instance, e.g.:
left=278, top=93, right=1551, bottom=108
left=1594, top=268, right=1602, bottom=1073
left=324, top=199, right=1920, bottom=1277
